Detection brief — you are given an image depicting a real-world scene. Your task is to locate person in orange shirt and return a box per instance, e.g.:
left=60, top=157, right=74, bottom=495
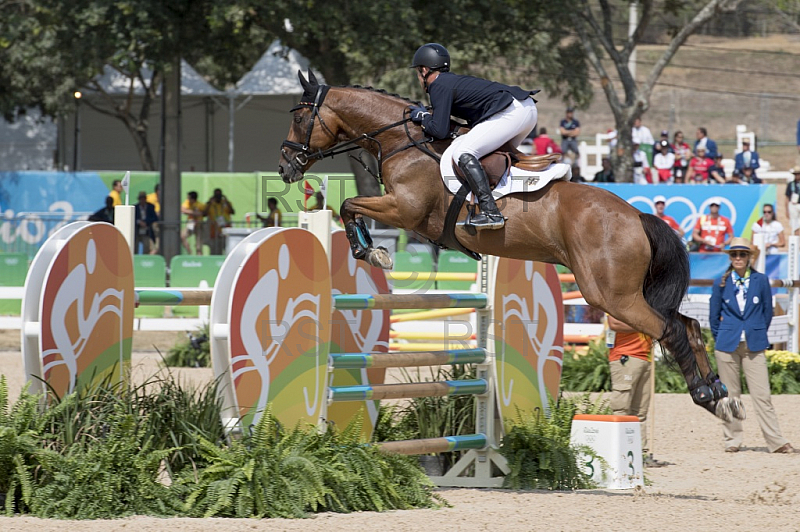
left=607, top=315, right=658, bottom=463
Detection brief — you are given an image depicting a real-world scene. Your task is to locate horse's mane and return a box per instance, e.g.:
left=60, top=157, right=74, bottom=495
left=340, top=85, right=421, bottom=106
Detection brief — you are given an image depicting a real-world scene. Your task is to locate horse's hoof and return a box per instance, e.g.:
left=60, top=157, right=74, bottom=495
left=366, top=247, right=393, bottom=269
left=729, top=397, right=746, bottom=420
left=714, top=397, right=745, bottom=422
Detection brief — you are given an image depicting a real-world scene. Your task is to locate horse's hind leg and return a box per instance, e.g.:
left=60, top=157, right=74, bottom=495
left=678, top=314, right=745, bottom=421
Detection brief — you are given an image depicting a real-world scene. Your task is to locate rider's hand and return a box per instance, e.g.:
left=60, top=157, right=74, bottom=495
left=409, top=105, right=430, bottom=124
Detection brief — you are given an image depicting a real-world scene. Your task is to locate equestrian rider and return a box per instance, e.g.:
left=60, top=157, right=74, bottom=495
left=409, top=43, right=539, bottom=230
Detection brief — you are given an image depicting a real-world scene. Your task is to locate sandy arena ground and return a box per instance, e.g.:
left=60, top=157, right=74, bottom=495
left=0, top=335, right=798, bottom=531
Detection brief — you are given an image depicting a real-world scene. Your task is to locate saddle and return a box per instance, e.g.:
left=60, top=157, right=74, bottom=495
left=451, top=144, right=562, bottom=188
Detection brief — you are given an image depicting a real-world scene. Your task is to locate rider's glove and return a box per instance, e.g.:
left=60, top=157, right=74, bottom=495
left=409, top=105, right=430, bottom=124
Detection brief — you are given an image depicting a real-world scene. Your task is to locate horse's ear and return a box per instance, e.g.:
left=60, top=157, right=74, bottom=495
left=298, top=70, right=310, bottom=90
left=308, top=69, right=318, bottom=86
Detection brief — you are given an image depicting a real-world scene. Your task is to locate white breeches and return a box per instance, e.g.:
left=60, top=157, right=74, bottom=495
left=440, top=97, right=538, bottom=178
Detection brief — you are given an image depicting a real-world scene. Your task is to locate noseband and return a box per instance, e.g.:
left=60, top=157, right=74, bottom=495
left=280, top=84, right=421, bottom=184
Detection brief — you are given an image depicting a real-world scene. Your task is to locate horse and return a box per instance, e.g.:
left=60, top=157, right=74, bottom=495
left=278, top=70, right=744, bottom=422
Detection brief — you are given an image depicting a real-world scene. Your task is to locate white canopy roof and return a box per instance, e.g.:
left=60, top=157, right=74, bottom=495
left=86, top=59, right=223, bottom=96
left=234, top=40, right=325, bottom=96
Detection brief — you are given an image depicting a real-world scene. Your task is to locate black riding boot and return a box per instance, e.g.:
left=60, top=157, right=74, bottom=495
left=457, top=153, right=505, bottom=230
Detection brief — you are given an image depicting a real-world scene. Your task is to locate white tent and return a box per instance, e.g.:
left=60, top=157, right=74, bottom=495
left=86, top=60, right=224, bottom=96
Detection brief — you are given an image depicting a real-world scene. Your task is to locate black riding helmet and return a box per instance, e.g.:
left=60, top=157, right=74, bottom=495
left=410, top=43, right=450, bottom=71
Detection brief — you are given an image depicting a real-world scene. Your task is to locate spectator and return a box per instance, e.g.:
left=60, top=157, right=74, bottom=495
left=206, top=188, right=235, bottom=255
left=147, top=183, right=161, bottom=254
left=559, top=107, right=580, bottom=160
left=685, top=146, right=713, bottom=184
left=88, top=196, right=115, bottom=223
left=632, top=117, right=655, bottom=164
left=672, top=130, right=692, bottom=182
left=146, top=183, right=161, bottom=216
left=632, top=142, right=651, bottom=184
left=751, top=204, right=785, bottom=255
left=533, top=127, right=562, bottom=156
left=181, top=191, right=205, bottom=255
left=593, top=157, right=615, bottom=183
left=692, top=198, right=733, bottom=252
left=654, top=195, right=684, bottom=237
left=606, top=315, right=659, bottom=464
left=108, top=179, right=123, bottom=206
left=784, top=167, right=800, bottom=236
left=710, top=237, right=794, bottom=454
left=708, top=153, right=726, bottom=184
left=734, top=139, right=761, bottom=183
left=257, top=197, right=282, bottom=228
left=738, top=166, right=757, bottom=185
left=653, top=129, right=673, bottom=155
left=570, top=163, right=585, bottom=183
left=694, top=127, right=719, bottom=160
left=653, top=140, right=675, bottom=183
left=307, top=191, right=341, bottom=222
left=134, top=191, right=158, bottom=255
left=607, top=129, right=618, bottom=150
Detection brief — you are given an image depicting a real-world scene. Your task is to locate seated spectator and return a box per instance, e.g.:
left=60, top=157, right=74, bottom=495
left=739, top=166, right=757, bottom=184
left=594, top=157, right=615, bottom=182
left=751, top=203, right=785, bottom=254
left=708, top=153, right=726, bottom=184
left=694, top=127, right=719, bottom=160
left=632, top=142, right=652, bottom=184
left=686, top=146, right=713, bottom=184
left=89, top=196, right=115, bottom=223
left=653, top=130, right=673, bottom=156
left=533, top=127, right=562, bottom=156
left=734, top=138, right=761, bottom=182
left=672, top=130, right=691, bottom=182
left=570, top=163, right=586, bottom=183
left=653, top=140, right=675, bottom=183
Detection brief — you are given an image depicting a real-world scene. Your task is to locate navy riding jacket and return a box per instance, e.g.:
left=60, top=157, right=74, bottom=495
left=419, top=72, right=535, bottom=140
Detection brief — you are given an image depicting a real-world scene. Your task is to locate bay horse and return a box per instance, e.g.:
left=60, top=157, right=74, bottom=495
left=278, top=70, right=744, bottom=422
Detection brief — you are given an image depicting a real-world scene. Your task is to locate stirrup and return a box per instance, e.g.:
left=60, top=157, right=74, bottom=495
left=465, top=212, right=505, bottom=230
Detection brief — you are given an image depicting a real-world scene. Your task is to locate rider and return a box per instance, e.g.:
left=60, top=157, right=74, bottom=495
left=409, top=43, right=539, bottom=230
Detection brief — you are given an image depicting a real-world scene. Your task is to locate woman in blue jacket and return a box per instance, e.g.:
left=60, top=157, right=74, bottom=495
left=710, top=237, right=793, bottom=453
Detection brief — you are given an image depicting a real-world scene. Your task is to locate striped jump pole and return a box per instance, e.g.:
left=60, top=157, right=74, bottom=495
left=329, top=379, right=488, bottom=402
left=378, top=434, right=488, bottom=455
left=330, top=348, right=486, bottom=369
left=135, top=288, right=213, bottom=306
left=333, top=293, right=487, bottom=310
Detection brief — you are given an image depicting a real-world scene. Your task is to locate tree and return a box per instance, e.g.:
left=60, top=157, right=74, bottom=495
left=572, top=0, right=746, bottom=181
left=246, top=0, right=592, bottom=194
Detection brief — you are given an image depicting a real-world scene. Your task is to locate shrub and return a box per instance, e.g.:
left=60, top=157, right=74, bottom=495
left=180, top=406, right=440, bottom=518
left=163, top=325, right=210, bottom=367
left=500, top=394, right=609, bottom=490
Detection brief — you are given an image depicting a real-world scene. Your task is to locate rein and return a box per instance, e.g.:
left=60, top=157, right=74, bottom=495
left=281, top=85, right=439, bottom=184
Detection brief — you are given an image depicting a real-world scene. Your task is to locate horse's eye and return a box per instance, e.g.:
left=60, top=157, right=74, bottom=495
left=294, top=114, right=303, bottom=124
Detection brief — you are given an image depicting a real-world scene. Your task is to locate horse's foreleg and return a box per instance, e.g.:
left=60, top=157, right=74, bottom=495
left=340, top=195, right=405, bottom=270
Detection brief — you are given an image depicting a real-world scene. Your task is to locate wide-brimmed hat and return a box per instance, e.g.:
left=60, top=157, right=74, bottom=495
left=791, top=167, right=800, bottom=174
left=727, top=237, right=753, bottom=253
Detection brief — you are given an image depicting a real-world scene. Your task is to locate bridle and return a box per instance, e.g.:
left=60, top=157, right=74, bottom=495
left=280, top=84, right=437, bottom=184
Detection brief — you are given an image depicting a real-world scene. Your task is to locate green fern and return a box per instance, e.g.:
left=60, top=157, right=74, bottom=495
left=180, top=405, right=439, bottom=518
left=500, top=394, right=608, bottom=490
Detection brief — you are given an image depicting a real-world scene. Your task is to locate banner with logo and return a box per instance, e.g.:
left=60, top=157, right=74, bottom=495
left=492, top=259, right=564, bottom=431
left=593, top=184, right=776, bottom=243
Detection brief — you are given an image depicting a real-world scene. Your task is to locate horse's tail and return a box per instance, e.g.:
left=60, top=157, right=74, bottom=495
left=638, top=213, right=690, bottom=326
left=638, top=213, right=699, bottom=380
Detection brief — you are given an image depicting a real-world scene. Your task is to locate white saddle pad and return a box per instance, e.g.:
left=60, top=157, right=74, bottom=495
left=440, top=156, right=572, bottom=201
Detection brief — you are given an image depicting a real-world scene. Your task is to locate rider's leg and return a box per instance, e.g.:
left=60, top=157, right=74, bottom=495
left=454, top=98, right=537, bottom=230
left=457, top=153, right=505, bottom=230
